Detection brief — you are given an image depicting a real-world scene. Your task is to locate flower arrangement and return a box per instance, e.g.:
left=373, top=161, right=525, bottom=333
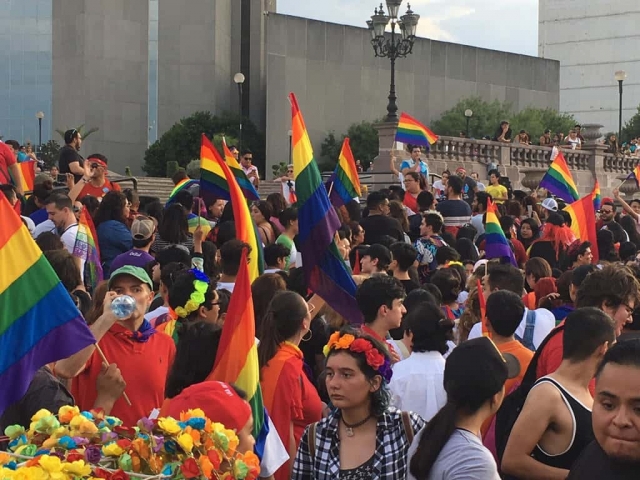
left=174, top=269, right=210, bottom=319
left=323, top=332, right=393, bottom=383
left=0, top=406, right=259, bottom=480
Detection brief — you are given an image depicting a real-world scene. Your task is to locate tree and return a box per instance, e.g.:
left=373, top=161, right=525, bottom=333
left=142, top=111, right=264, bottom=177
left=319, top=121, right=379, bottom=172
left=39, top=139, right=61, bottom=169
left=55, top=124, right=99, bottom=141
left=621, top=106, right=640, bottom=144
left=431, top=97, right=576, bottom=142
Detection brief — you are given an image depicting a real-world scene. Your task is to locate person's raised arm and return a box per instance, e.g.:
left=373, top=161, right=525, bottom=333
left=389, top=155, right=400, bottom=177
left=68, top=160, right=85, bottom=176
left=613, top=187, right=640, bottom=221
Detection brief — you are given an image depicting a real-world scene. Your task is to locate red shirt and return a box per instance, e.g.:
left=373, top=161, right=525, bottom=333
left=403, top=192, right=418, bottom=213
left=260, top=342, right=322, bottom=480
left=78, top=179, right=121, bottom=200
left=0, top=142, right=17, bottom=185
left=71, top=323, right=176, bottom=426
left=511, top=238, right=528, bottom=267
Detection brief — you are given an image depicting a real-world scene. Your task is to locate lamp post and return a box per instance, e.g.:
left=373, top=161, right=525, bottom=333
left=615, top=70, right=626, bottom=139
left=464, top=109, right=473, bottom=138
left=234, top=72, right=245, bottom=151
left=288, top=129, right=293, bottom=165
left=35, top=111, right=44, bottom=152
left=367, top=1, right=420, bottom=122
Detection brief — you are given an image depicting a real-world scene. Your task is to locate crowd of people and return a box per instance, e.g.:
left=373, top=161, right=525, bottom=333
left=3, top=133, right=640, bottom=479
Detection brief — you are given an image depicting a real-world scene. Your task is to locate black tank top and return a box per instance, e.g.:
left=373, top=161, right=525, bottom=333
left=532, top=377, right=594, bottom=470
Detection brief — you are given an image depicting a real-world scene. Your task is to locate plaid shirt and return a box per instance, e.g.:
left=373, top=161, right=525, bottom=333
left=292, top=408, right=425, bottom=480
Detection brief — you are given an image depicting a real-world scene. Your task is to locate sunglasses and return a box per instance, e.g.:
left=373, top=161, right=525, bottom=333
left=243, top=157, right=253, bottom=161
left=599, top=209, right=614, bottom=214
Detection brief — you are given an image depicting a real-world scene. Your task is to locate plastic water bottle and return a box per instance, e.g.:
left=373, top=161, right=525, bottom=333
left=110, top=295, right=137, bottom=319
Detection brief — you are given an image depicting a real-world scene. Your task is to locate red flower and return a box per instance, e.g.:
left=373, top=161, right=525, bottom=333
left=110, top=469, right=130, bottom=480
left=93, top=468, right=112, bottom=479
left=114, top=426, right=136, bottom=439
left=116, top=438, right=132, bottom=450
left=365, top=348, right=385, bottom=369
left=66, top=451, right=84, bottom=462
left=180, top=458, right=201, bottom=479
left=350, top=338, right=372, bottom=353
left=207, top=450, right=222, bottom=470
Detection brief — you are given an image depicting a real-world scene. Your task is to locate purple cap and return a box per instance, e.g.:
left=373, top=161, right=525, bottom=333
left=109, top=249, right=155, bottom=273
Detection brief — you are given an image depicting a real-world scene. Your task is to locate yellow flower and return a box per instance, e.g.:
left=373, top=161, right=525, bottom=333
left=30, top=409, right=53, bottom=422
left=101, top=443, right=125, bottom=457
left=185, top=299, right=199, bottom=313
left=12, top=466, right=48, bottom=480
left=157, top=417, right=182, bottom=435
left=77, top=421, right=98, bottom=435
left=42, top=437, right=60, bottom=449
left=322, top=345, right=330, bottom=357
left=176, top=433, right=193, bottom=453
left=180, top=408, right=205, bottom=421
left=0, top=467, right=15, bottom=480
left=62, top=461, right=91, bottom=477
left=69, top=415, right=86, bottom=429
left=175, top=306, right=188, bottom=318
left=39, top=456, right=63, bottom=473
left=58, top=406, right=80, bottom=424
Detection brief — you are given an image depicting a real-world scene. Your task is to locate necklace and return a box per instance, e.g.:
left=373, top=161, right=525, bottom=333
left=341, top=414, right=373, bottom=437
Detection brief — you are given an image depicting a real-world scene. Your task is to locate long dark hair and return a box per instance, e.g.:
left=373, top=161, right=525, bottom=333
left=252, top=273, right=287, bottom=335
left=257, top=290, right=308, bottom=368
left=158, top=204, right=189, bottom=244
left=93, top=191, right=128, bottom=227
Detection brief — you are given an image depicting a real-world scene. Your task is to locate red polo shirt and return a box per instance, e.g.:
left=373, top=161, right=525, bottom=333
left=71, top=323, right=175, bottom=426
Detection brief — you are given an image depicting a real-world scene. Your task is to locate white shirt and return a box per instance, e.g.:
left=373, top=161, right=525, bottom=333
left=34, top=219, right=57, bottom=238
left=476, top=181, right=486, bottom=191
left=390, top=351, right=447, bottom=422
left=260, top=415, right=289, bottom=477
left=468, top=307, right=556, bottom=350
left=217, top=281, right=235, bottom=293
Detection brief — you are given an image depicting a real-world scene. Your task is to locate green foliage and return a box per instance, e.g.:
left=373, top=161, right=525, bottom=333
left=621, top=106, right=640, bottom=143
left=271, top=162, right=289, bottom=179
left=166, top=161, right=180, bottom=178
left=55, top=124, right=99, bottom=140
left=142, top=111, right=264, bottom=177
left=431, top=97, right=576, bottom=142
left=185, top=159, right=201, bottom=179
left=319, top=121, right=379, bottom=172
left=39, top=139, right=61, bottom=169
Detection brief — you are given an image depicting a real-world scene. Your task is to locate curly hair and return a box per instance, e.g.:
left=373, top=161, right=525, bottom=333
left=576, top=265, right=640, bottom=310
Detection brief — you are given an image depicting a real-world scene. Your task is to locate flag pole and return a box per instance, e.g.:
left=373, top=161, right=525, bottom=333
left=95, top=344, right=132, bottom=406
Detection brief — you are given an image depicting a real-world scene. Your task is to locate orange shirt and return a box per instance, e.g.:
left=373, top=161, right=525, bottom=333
left=260, top=342, right=322, bottom=480
left=78, top=179, right=121, bottom=200
left=71, top=323, right=176, bottom=426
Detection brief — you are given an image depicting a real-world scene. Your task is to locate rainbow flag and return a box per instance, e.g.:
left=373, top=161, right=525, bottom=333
left=72, top=208, right=103, bottom=290
left=327, top=137, right=362, bottom=209
left=11, top=160, right=36, bottom=192
left=484, top=198, right=518, bottom=267
left=187, top=215, right=212, bottom=237
left=395, top=112, right=439, bottom=147
left=165, top=178, right=199, bottom=207
left=289, top=93, right=362, bottom=323
left=539, top=149, right=579, bottom=203
left=222, top=138, right=260, bottom=202
left=564, top=194, right=599, bottom=264
left=207, top=247, right=267, bottom=457
left=592, top=179, right=601, bottom=212
left=627, top=165, right=640, bottom=188
left=0, top=194, right=95, bottom=415
left=200, top=134, right=263, bottom=281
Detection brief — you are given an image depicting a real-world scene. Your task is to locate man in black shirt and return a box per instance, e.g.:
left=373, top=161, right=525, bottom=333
left=360, top=191, right=404, bottom=245
left=58, top=129, right=84, bottom=182
left=568, top=340, right=640, bottom=480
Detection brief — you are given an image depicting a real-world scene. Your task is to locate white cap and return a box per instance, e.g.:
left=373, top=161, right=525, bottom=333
left=540, top=198, right=558, bottom=212
left=473, top=259, right=488, bottom=274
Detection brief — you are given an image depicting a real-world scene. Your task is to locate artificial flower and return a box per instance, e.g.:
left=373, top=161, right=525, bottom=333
left=191, top=269, right=209, bottom=283
left=148, top=455, right=164, bottom=474
left=174, top=306, right=188, bottom=318
left=130, top=439, right=150, bottom=459
left=157, top=418, right=181, bottom=435
left=4, top=425, right=25, bottom=440
left=58, top=436, right=77, bottom=449
left=58, top=406, right=80, bottom=424
left=180, top=409, right=205, bottom=421
left=101, top=442, right=125, bottom=457
left=350, top=338, right=372, bottom=354
left=38, top=455, right=63, bottom=474
left=335, top=334, right=355, bottom=349
left=180, top=458, right=200, bottom=479
left=118, top=453, right=132, bottom=472
left=84, top=445, right=102, bottom=464
left=33, top=416, right=60, bottom=434
left=322, top=344, right=330, bottom=356
left=365, top=348, right=385, bottom=369
left=191, top=291, right=205, bottom=305
left=65, top=451, right=84, bottom=463
left=0, top=453, right=11, bottom=465
left=176, top=434, right=193, bottom=453
left=30, top=410, right=53, bottom=423
left=233, top=459, right=249, bottom=479
left=207, top=450, right=222, bottom=470
left=14, top=445, right=37, bottom=457
left=109, top=469, right=130, bottom=480
left=326, top=331, right=340, bottom=349
left=185, top=418, right=205, bottom=430
left=62, top=460, right=91, bottom=477
left=184, top=299, right=200, bottom=313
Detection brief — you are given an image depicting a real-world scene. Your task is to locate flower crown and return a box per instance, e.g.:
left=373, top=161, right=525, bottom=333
left=323, top=332, right=393, bottom=383
left=174, top=269, right=210, bottom=319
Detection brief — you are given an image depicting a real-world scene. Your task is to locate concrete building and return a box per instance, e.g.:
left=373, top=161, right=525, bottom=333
left=539, top=0, right=640, bottom=135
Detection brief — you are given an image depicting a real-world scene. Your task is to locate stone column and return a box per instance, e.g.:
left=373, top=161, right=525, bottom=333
left=582, top=143, right=609, bottom=192
left=371, top=121, right=402, bottom=191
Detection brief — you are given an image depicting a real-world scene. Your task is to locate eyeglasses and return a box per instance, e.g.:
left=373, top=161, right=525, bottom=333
left=599, top=209, right=614, bottom=214
left=243, top=156, right=253, bottom=161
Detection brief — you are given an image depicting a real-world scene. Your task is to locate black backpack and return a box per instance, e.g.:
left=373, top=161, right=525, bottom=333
left=494, top=324, right=565, bottom=476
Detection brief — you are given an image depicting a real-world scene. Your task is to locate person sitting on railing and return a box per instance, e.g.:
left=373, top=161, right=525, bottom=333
left=493, top=121, right=512, bottom=144
left=72, top=153, right=121, bottom=201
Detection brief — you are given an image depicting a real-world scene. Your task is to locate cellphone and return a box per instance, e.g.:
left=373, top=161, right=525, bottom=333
left=527, top=205, right=533, bottom=216
left=57, top=174, right=67, bottom=183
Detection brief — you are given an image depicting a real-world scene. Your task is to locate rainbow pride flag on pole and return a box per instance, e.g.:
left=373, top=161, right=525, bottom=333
left=165, top=178, right=199, bottom=207
left=484, top=198, right=518, bottom=267
left=289, top=93, right=362, bottom=323
left=395, top=112, right=439, bottom=147
left=11, top=160, right=36, bottom=192
left=539, top=149, right=579, bottom=203
left=200, top=134, right=263, bottom=282
left=0, top=194, right=95, bottom=415
left=564, top=194, right=599, bottom=264
left=327, top=137, right=362, bottom=209
left=626, top=165, right=640, bottom=188
left=222, top=137, right=260, bottom=202
left=207, top=247, right=267, bottom=457
left=73, top=208, right=103, bottom=290
left=592, top=179, right=601, bottom=212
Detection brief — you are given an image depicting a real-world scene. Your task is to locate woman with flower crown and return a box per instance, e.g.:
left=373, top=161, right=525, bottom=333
left=291, top=329, right=425, bottom=480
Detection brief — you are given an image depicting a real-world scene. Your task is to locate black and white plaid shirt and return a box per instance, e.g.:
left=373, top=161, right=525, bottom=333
left=292, top=407, right=425, bottom=479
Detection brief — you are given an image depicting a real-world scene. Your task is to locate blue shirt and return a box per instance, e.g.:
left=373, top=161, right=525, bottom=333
left=400, top=159, right=429, bottom=179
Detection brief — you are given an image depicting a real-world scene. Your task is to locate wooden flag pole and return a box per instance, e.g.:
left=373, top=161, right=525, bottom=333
left=95, top=344, right=132, bottom=406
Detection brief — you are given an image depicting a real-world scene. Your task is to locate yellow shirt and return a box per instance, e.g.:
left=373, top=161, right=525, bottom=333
left=485, top=184, right=508, bottom=203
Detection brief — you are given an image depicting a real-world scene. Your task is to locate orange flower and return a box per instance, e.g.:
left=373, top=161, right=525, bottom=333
left=335, top=334, right=355, bottom=350
left=326, top=331, right=341, bottom=349
left=148, top=454, right=164, bottom=474
left=198, top=455, right=213, bottom=478
left=186, top=426, right=201, bottom=445
left=131, top=453, right=141, bottom=473
left=25, top=456, right=42, bottom=467
left=131, top=438, right=150, bottom=459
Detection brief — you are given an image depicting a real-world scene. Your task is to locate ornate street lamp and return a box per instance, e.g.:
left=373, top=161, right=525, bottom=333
left=615, top=70, right=627, bottom=139
left=464, top=109, right=473, bottom=138
left=367, top=1, right=420, bottom=122
left=234, top=72, right=245, bottom=151
left=35, top=111, right=44, bottom=151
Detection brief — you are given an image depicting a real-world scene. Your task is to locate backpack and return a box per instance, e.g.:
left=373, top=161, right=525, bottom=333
left=494, top=324, right=565, bottom=475
left=514, top=309, right=536, bottom=351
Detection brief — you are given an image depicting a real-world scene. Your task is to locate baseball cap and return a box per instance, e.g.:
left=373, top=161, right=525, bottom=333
left=108, top=265, right=153, bottom=290
left=444, top=337, right=520, bottom=401
left=166, top=381, right=252, bottom=431
left=131, top=216, right=157, bottom=241
left=540, top=198, right=558, bottom=212
left=362, top=244, right=392, bottom=268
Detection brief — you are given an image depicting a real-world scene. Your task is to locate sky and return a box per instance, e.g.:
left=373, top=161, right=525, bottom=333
left=277, top=0, right=539, bottom=57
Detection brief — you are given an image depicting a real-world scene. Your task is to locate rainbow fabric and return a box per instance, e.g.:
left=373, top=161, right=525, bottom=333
left=165, top=178, right=199, bottom=207
left=327, top=137, right=362, bottom=209
left=200, top=135, right=263, bottom=281
left=484, top=198, right=518, bottom=267
left=592, top=179, right=601, bottom=212
left=0, top=194, right=95, bottom=415
left=564, top=194, right=599, bottom=264
left=628, top=165, right=640, bottom=188
left=222, top=138, right=260, bottom=202
left=395, top=112, right=439, bottom=146
left=289, top=93, right=362, bottom=323
left=11, top=160, right=36, bottom=192
left=72, top=208, right=103, bottom=290
left=187, top=215, right=212, bottom=237
left=207, top=247, right=267, bottom=457
left=539, top=150, right=579, bottom=203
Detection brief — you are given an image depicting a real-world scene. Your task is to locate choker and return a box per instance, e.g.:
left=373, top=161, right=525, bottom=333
left=341, top=414, right=373, bottom=437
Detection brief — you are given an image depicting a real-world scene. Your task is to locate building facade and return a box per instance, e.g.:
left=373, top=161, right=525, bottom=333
left=539, top=0, right=640, bottom=134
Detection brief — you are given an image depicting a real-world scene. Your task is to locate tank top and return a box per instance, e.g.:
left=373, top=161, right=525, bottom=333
left=340, top=455, right=375, bottom=479
left=531, top=377, right=593, bottom=470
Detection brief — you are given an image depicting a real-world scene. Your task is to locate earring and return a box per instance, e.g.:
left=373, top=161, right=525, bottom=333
left=302, top=329, right=313, bottom=342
